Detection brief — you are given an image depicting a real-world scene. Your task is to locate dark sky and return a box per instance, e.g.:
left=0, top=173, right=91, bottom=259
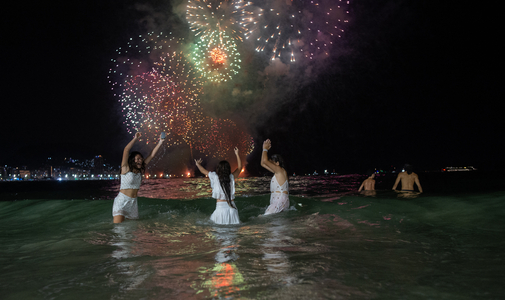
left=3, top=0, right=502, bottom=174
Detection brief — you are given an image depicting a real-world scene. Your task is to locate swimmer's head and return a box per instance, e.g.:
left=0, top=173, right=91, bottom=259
left=404, top=164, right=413, bottom=175
left=271, top=154, right=285, bottom=169
left=366, top=169, right=375, bottom=178
left=128, top=151, right=145, bottom=173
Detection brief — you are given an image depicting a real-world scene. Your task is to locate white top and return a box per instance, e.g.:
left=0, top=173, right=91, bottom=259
left=208, top=171, right=235, bottom=200
left=120, top=172, right=142, bottom=190
left=271, top=175, right=289, bottom=193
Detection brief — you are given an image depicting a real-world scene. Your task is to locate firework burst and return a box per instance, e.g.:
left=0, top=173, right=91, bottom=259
left=186, top=0, right=256, bottom=42
left=190, top=29, right=242, bottom=83
left=108, top=32, right=204, bottom=147
left=186, top=0, right=251, bottom=83
left=195, top=117, right=254, bottom=159
left=250, top=0, right=350, bottom=63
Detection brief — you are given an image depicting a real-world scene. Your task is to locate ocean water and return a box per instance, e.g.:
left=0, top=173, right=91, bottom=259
left=1, top=173, right=504, bottom=299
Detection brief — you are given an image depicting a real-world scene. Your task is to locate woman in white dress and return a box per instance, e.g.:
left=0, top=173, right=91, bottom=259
left=261, top=139, right=290, bottom=215
left=195, top=147, right=242, bottom=225
left=112, top=132, right=164, bottom=223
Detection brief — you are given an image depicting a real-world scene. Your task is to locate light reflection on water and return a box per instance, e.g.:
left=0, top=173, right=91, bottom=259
left=98, top=210, right=375, bottom=299
left=1, top=174, right=504, bottom=299
left=104, top=174, right=365, bottom=200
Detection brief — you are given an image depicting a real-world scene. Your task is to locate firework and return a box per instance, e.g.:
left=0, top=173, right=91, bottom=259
left=154, top=52, right=206, bottom=147
left=195, top=117, right=254, bottom=159
left=108, top=32, right=204, bottom=147
left=190, top=29, right=242, bottom=83
left=186, top=0, right=256, bottom=42
left=109, top=30, right=257, bottom=166
left=250, top=0, right=350, bottom=63
left=186, top=0, right=250, bottom=83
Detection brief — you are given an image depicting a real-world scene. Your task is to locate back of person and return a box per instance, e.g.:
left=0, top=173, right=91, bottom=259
left=194, top=147, right=242, bottom=225
left=358, top=171, right=375, bottom=192
left=392, top=164, right=423, bottom=193
left=261, top=140, right=290, bottom=215
left=399, top=172, right=417, bottom=190
left=271, top=174, right=289, bottom=194
left=208, top=172, right=236, bottom=202
left=363, top=178, right=375, bottom=190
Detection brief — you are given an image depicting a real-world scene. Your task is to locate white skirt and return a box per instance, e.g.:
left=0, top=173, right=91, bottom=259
left=112, top=192, right=139, bottom=219
left=210, top=201, right=240, bottom=225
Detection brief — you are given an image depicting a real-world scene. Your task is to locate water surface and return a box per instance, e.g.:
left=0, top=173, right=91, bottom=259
left=1, top=173, right=504, bottom=299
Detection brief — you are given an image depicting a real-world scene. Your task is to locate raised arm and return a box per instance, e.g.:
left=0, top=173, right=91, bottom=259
left=232, top=147, right=242, bottom=178
left=195, top=158, right=209, bottom=176
left=260, top=139, right=277, bottom=173
left=144, top=135, right=165, bottom=165
left=121, top=132, right=141, bottom=173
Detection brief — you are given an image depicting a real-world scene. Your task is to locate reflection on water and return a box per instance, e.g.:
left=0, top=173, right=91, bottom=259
left=213, top=227, right=240, bottom=264
left=394, top=190, right=421, bottom=199
left=204, top=263, right=243, bottom=298
left=261, top=219, right=294, bottom=284
left=360, top=190, right=377, bottom=197
left=104, top=174, right=366, bottom=200
left=104, top=213, right=367, bottom=299
left=2, top=175, right=504, bottom=299
left=198, top=226, right=245, bottom=298
left=107, top=219, right=218, bottom=299
left=111, top=224, right=135, bottom=260
left=110, top=223, right=153, bottom=296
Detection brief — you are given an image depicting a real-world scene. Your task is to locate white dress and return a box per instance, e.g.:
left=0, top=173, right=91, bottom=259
left=264, top=175, right=290, bottom=215
left=208, top=172, right=240, bottom=225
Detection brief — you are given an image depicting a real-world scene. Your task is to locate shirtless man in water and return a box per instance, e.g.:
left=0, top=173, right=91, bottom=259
left=392, top=164, right=423, bottom=193
left=358, top=170, right=375, bottom=191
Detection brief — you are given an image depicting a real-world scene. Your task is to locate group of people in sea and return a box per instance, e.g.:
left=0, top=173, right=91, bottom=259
left=358, top=164, right=423, bottom=194
left=112, top=133, right=290, bottom=224
left=112, top=133, right=423, bottom=224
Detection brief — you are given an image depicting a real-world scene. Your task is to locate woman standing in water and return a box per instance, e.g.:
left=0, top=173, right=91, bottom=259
left=261, top=139, right=290, bottom=215
left=112, top=132, right=165, bottom=223
left=195, top=147, right=242, bottom=225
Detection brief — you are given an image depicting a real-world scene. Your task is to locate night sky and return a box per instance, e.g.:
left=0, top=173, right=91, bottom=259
left=3, top=0, right=502, bottom=175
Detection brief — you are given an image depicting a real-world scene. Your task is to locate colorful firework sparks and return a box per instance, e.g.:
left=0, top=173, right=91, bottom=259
left=186, top=0, right=256, bottom=42
left=108, top=32, right=205, bottom=147
left=210, top=47, right=227, bottom=64
left=118, top=66, right=202, bottom=147
left=108, top=32, right=253, bottom=160
left=250, top=0, right=350, bottom=63
left=195, top=117, right=254, bottom=159
left=108, top=32, right=180, bottom=80
left=190, top=29, right=241, bottom=83
left=153, top=52, right=206, bottom=147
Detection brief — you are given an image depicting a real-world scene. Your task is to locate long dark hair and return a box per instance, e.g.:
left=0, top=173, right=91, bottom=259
left=271, top=154, right=285, bottom=169
left=216, top=160, right=236, bottom=209
left=128, top=151, right=145, bottom=174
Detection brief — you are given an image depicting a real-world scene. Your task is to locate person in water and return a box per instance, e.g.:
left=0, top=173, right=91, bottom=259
left=261, top=139, right=290, bottom=215
left=195, top=147, right=242, bottom=225
left=392, top=164, right=423, bottom=193
left=358, top=170, right=376, bottom=191
left=112, top=132, right=165, bottom=223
